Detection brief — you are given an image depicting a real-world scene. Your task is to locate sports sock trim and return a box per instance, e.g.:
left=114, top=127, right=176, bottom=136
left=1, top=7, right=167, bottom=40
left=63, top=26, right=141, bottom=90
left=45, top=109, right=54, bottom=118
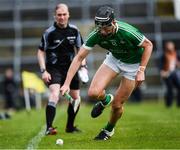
left=48, top=101, right=56, bottom=107
left=102, top=94, right=111, bottom=105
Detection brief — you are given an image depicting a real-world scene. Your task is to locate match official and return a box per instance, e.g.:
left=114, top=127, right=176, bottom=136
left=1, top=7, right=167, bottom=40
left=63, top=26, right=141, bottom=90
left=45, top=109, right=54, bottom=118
left=37, top=3, right=87, bottom=135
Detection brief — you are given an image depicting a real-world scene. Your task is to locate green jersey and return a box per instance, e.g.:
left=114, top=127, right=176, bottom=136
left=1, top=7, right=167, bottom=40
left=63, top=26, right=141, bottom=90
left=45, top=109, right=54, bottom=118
left=83, top=20, right=145, bottom=64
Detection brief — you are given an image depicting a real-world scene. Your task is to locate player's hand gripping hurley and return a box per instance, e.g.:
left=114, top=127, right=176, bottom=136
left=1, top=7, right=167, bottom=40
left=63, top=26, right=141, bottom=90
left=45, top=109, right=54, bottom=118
left=63, top=92, right=81, bottom=112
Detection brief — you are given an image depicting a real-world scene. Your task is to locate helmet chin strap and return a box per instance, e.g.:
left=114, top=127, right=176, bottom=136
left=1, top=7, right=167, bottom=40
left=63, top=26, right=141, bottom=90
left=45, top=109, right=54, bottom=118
left=111, top=22, right=116, bottom=34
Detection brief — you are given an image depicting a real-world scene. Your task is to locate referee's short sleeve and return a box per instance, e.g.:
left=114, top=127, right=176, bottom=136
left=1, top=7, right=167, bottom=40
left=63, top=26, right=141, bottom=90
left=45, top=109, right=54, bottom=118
left=38, top=36, right=45, bottom=51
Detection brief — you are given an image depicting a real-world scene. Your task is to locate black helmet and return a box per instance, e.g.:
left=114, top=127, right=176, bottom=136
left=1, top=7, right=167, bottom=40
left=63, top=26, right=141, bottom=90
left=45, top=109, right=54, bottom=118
left=95, top=6, right=114, bottom=28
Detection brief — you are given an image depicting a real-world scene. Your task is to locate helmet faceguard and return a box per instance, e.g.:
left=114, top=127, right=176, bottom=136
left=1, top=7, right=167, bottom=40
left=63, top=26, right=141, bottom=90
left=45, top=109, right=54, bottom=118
left=95, top=6, right=114, bottom=28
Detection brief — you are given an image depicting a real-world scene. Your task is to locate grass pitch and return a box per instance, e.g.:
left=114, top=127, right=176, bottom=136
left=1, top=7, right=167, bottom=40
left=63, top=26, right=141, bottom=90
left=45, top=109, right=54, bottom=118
left=0, top=101, right=180, bottom=149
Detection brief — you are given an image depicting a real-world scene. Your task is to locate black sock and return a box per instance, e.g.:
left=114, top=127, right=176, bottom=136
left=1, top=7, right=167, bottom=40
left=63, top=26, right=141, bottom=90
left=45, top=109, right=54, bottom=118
left=66, top=103, right=80, bottom=130
left=46, top=102, right=56, bottom=130
left=104, top=122, right=115, bottom=132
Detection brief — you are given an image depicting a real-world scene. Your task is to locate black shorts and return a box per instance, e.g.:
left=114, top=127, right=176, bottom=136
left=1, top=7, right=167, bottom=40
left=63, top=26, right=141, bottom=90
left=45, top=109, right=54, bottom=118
left=46, top=65, right=80, bottom=90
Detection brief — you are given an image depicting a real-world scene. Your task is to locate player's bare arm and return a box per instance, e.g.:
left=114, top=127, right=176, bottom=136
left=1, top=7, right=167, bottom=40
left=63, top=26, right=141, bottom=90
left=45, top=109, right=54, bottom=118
left=139, top=38, right=153, bottom=68
left=60, top=47, right=89, bottom=95
left=75, top=46, right=87, bottom=67
left=37, top=49, right=51, bottom=83
left=135, top=38, right=153, bottom=87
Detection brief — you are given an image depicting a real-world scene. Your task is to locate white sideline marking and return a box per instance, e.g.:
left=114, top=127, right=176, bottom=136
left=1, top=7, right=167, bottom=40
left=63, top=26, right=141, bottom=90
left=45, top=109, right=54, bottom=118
left=26, top=125, right=46, bottom=150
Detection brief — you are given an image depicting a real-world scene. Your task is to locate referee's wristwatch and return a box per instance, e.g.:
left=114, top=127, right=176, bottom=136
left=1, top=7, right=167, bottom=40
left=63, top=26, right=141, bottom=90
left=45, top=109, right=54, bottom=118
left=40, top=68, right=46, bottom=74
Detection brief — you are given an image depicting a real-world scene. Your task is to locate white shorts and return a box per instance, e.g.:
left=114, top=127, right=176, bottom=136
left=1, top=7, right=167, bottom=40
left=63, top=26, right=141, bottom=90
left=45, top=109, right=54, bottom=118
left=103, top=53, right=139, bottom=80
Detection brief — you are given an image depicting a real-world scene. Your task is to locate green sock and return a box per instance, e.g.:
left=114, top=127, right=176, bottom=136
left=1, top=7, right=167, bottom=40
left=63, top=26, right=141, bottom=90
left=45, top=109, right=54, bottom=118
left=104, top=122, right=115, bottom=132
left=101, top=94, right=111, bottom=105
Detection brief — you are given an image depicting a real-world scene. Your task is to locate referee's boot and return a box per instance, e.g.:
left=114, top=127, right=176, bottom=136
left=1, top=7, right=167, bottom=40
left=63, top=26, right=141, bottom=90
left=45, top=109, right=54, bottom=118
left=66, top=126, right=82, bottom=133
left=91, top=94, right=114, bottom=118
left=45, top=127, right=57, bottom=135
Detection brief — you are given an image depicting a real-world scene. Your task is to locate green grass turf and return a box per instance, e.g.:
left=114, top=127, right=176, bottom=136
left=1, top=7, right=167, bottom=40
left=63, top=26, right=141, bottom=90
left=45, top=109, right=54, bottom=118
left=0, top=101, right=180, bottom=149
